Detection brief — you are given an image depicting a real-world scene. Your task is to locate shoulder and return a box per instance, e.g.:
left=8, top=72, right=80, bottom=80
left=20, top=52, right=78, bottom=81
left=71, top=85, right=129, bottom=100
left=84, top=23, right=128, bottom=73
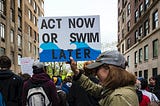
left=109, top=86, right=138, bottom=101
left=114, top=86, right=136, bottom=94
left=12, top=73, right=23, bottom=82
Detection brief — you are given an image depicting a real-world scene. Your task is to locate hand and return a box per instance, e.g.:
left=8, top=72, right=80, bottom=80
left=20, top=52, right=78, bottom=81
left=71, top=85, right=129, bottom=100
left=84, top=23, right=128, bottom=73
left=69, top=57, right=79, bottom=76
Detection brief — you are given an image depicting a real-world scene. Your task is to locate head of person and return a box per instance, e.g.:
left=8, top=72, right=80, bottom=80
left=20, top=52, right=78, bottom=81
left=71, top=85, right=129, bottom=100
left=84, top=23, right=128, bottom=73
left=138, top=77, right=148, bottom=90
left=86, top=50, right=136, bottom=89
left=20, top=73, right=31, bottom=82
left=0, top=55, right=11, bottom=70
left=149, top=76, right=156, bottom=86
left=32, top=61, right=45, bottom=74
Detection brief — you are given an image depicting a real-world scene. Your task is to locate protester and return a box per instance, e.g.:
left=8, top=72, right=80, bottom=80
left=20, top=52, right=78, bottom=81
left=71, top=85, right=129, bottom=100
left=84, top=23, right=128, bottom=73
left=135, top=79, right=150, bottom=106
left=138, top=77, right=159, bottom=102
left=148, top=76, right=160, bottom=100
left=148, top=77, right=156, bottom=91
left=69, top=50, right=139, bottom=106
left=20, top=73, right=31, bottom=82
left=22, top=61, right=59, bottom=106
left=0, top=55, right=23, bottom=106
left=68, top=61, right=100, bottom=106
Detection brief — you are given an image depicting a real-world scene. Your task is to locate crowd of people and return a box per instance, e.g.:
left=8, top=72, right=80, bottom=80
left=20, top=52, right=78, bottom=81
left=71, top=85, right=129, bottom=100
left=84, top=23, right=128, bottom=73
left=0, top=50, right=160, bottom=106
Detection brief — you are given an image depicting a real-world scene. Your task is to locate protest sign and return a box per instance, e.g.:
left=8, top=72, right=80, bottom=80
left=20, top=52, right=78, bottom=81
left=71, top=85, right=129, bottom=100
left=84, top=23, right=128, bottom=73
left=20, top=57, right=34, bottom=75
left=38, top=15, right=101, bottom=62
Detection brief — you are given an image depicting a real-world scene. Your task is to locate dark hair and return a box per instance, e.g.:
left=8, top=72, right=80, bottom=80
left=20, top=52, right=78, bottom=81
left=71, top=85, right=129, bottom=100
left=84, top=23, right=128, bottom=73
left=0, top=55, right=11, bottom=69
left=33, top=68, right=44, bottom=74
left=140, top=78, right=148, bottom=89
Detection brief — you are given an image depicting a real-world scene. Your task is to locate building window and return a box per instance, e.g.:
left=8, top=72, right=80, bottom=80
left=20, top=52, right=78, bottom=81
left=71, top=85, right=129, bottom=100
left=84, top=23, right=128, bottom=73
left=10, top=29, right=14, bottom=43
left=10, top=0, right=15, bottom=22
left=29, top=0, right=31, bottom=4
left=127, top=3, right=131, bottom=16
left=18, top=54, right=22, bottom=65
left=34, top=31, right=36, bottom=41
left=139, top=48, right=142, bottom=63
left=28, top=25, right=32, bottom=37
left=152, top=10, right=158, bottom=30
left=144, top=70, right=148, bottom=79
left=139, top=3, right=143, bottom=17
left=127, top=38, right=131, bottom=49
left=18, top=0, right=21, bottom=9
left=127, top=56, right=130, bottom=67
left=139, top=71, right=142, bottom=77
left=33, top=1, right=36, bottom=12
left=135, top=0, right=138, bottom=6
left=122, top=12, right=125, bottom=23
left=33, top=15, right=37, bottom=26
left=135, top=30, right=138, bottom=43
left=122, top=29, right=124, bottom=38
left=118, top=21, right=120, bottom=32
left=18, top=34, right=22, bottom=47
left=144, top=20, right=149, bottom=36
left=153, top=39, right=158, bottom=58
left=122, top=44, right=124, bottom=53
left=135, top=72, right=137, bottom=77
left=10, top=51, right=14, bottom=64
left=144, top=0, right=150, bottom=10
left=0, top=47, right=5, bottom=56
left=28, top=9, right=32, bottom=21
left=127, top=21, right=130, bottom=31
left=18, top=15, right=22, bottom=29
left=34, top=45, right=36, bottom=55
left=139, top=26, right=143, bottom=37
left=0, top=0, right=5, bottom=15
left=135, top=10, right=139, bottom=23
left=0, top=23, right=5, bottom=39
left=144, top=45, right=148, bottom=61
left=29, top=42, right=32, bottom=53
left=152, top=68, right=157, bottom=77
left=135, top=51, right=138, bottom=64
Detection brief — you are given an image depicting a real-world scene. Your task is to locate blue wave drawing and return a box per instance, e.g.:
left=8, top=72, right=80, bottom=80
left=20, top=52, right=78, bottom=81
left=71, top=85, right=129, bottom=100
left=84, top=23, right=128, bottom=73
left=39, top=42, right=101, bottom=62
left=40, top=42, right=60, bottom=50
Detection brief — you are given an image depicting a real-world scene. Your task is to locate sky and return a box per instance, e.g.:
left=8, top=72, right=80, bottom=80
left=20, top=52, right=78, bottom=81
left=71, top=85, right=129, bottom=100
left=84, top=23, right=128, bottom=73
left=44, top=0, right=118, bottom=44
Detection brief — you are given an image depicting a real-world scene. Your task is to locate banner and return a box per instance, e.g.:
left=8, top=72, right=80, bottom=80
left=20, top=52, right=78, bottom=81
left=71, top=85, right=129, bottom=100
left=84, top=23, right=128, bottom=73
left=38, top=15, right=101, bottom=62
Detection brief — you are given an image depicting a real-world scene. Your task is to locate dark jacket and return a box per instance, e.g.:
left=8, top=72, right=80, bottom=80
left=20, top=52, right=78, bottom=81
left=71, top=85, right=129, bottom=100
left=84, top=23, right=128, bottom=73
left=0, top=70, right=23, bottom=106
left=22, top=73, right=59, bottom=106
left=68, top=75, right=99, bottom=106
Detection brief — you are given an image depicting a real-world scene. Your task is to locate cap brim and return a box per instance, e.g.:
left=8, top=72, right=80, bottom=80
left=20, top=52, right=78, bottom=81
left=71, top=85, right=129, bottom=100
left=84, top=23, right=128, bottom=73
left=86, top=62, right=104, bottom=69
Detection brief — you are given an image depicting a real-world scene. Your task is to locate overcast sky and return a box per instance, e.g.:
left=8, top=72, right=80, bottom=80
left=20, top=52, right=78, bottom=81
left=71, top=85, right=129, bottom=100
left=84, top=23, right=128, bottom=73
left=44, top=0, right=118, bottom=44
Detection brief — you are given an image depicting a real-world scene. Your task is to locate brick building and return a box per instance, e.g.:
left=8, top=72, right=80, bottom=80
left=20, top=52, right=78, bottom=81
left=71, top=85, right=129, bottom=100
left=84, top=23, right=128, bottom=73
left=117, top=0, right=160, bottom=79
left=0, top=0, right=44, bottom=73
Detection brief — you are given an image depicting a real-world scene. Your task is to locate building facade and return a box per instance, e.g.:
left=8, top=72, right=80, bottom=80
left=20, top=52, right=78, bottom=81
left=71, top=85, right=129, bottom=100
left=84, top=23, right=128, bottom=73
left=117, top=0, right=160, bottom=79
left=0, top=0, right=44, bottom=73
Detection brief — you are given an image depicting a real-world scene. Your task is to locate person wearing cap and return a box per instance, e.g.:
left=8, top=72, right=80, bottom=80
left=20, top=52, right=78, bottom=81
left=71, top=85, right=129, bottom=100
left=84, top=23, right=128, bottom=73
left=69, top=50, right=139, bottom=106
left=22, top=61, right=59, bottom=106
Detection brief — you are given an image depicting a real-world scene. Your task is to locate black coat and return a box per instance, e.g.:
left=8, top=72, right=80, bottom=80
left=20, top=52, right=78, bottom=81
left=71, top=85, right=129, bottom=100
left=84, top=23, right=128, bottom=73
left=0, top=70, right=23, bottom=106
left=68, top=75, right=99, bottom=106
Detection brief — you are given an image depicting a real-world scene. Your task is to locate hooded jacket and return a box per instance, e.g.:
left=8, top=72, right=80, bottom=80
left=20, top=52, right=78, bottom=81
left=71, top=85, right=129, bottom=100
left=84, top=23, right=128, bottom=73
left=22, top=73, right=59, bottom=106
left=0, top=70, right=23, bottom=106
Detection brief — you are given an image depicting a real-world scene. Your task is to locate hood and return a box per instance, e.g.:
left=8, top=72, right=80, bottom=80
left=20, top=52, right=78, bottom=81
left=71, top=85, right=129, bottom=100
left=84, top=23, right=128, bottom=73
left=0, top=70, right=14, bottom=80
left=30, top=73, right=50, bottom=84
